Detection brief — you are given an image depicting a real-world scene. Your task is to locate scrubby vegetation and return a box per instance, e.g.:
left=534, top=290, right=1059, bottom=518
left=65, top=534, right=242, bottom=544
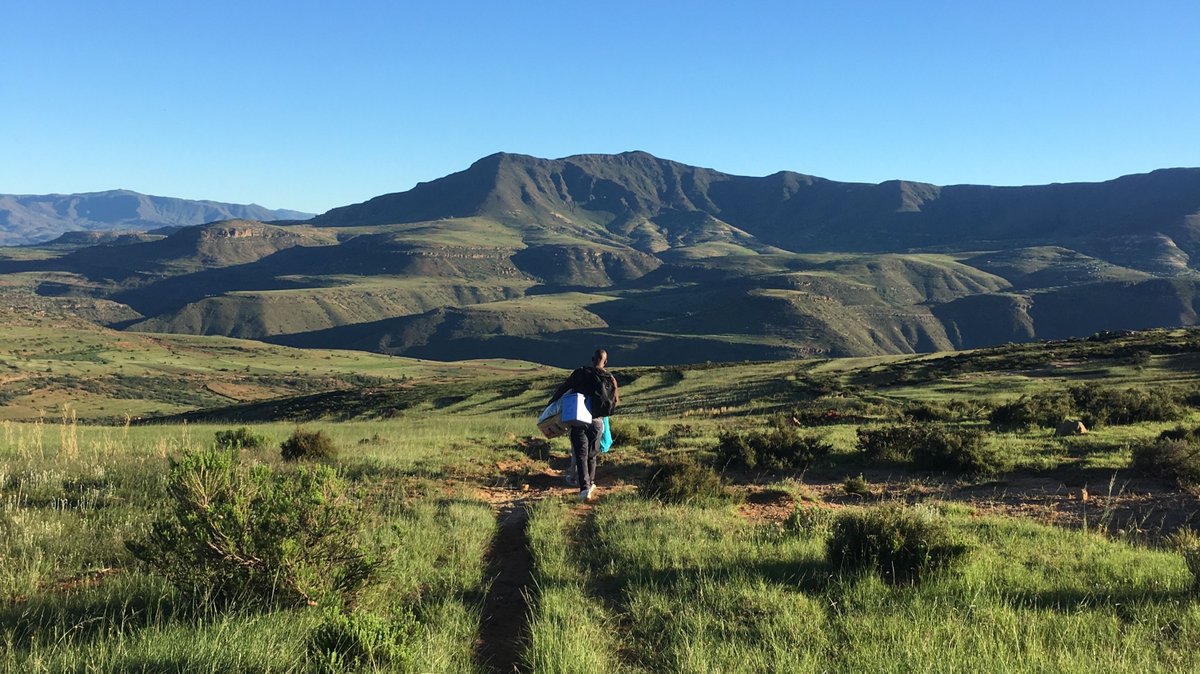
left=281, top=428, right=338, bottom=461
left=1132, top=438, right=1200, bottom=488
left=125, top=447, right=374, bottom=607
left=643, top=456, right=731, bottom=504
left=857, top=422, right=1004, bottom=475
left=214, top=426, right=267, bottom=450
left=716, top=423, right=833, bottom=472
left=826, top=505, right=970, bottom=584
left=991, top=385, right=1185, bottom=429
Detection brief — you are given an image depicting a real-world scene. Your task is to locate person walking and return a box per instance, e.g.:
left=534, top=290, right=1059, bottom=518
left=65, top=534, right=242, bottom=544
left=549, top=348, right=619, bottom=502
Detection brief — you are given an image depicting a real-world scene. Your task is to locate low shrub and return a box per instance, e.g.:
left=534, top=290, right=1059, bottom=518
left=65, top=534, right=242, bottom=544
left=1159, top=426, right=1200, bottom=443
left=901, top=401, right=956, bottom=422
left=1068, top=385, right=1184, bottom=427
left=214, top=427, right=267, bottom=450
left=126, top=447, right=374, bottom=607
left=608, top=422, right=639, bottom=449
left=657, top=423, right=698, bottom=449
left=643, top=456, right=731, bottom=504
left=989, top=391, right=1072, bottom=429
left=717, top=426, right=833, bottom=472
left=282, top=428, right=338, bottom=461
left=857, top=423, right=1004, bottom=475
left=842, top=474, right=871, bottom=497
left=826, top=505, right=970, bottom=585
left=991, top=386, right=1185, bottom=430
left=787, top=505, right=833, bottom=537
left=308, top=608, right=415, bottom=672
left=1131, top=439, right=1200, bottom=487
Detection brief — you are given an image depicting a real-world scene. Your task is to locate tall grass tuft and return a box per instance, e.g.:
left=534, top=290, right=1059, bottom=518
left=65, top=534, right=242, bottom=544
left=827, top=504, right=969, bottom=585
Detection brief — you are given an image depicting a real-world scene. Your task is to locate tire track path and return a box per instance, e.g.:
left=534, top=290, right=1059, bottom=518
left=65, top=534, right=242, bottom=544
left=476, top=503, right=534, bottom=674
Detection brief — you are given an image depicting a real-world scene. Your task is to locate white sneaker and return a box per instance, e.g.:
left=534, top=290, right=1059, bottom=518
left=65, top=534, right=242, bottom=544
left=586, top=485, right=597, bottom=500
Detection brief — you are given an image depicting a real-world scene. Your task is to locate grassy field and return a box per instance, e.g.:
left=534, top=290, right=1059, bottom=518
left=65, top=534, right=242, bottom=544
left=3, top=327, right=1200, bottom=671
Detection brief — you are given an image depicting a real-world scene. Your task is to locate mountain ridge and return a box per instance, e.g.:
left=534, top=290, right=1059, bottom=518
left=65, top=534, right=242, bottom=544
left=5, top=152, right=1200, bottom=366
left=0, top=189, right=314, bottom=246
left=311, top=153, right=1200, bottom=266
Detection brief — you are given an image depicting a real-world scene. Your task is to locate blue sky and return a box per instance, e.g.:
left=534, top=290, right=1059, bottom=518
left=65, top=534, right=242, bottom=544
left=2, top=0, right=1197, bottom=214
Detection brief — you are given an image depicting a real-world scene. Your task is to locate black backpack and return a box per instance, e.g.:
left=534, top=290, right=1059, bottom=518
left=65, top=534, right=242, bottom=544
left=580, top=366, right=618, bottom=417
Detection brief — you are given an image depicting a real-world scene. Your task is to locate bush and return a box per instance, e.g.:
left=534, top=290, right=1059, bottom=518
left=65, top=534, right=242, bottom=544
left=308, top=608, right=415, bottom=672
left=902, top=401, right=956, bottom=422
left=126, top=448, right=374, bottom=607
left=857, top=423, right=1004, bottom=475
left=643, top=456, right=731, bottom=504
left=608, top=422, right=639, bottom=449
left=1068, top=385, right=1184, bottom=427
left=657, top=423, right=698, bottom=449
left=281, top=428, right=339, bottom=461
left=991, top=386, right=1185, bottom=430
left=989, top=391, right=1072, bottom=429
left=842, top=474, right=871, bottom=497
left=787, top=505, right=833, bottom=537
left=1131, top=439, right=1200, bottom=487
left=214, top=427, right=267, bottom=450
left=1159, top=426, right=1200, bottom=443
left=717, top=426, right=833, bottom=472
left=826, top=505, right=970, bottom=585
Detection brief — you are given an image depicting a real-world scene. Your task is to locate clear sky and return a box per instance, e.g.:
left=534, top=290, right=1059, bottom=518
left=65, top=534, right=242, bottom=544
left=3, top=0, right=1197, bottom=214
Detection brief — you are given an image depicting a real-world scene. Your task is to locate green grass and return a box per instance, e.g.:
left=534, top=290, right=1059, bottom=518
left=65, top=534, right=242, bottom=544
left=2, top=325, right=1200, bottom=671
left=0, top=418, right=507, bottom=673
left=524, top=495, right=1200, bottom=673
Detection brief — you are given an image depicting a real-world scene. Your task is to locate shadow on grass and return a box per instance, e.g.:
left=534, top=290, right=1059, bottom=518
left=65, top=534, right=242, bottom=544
left=0, top=577, right=205, bottom=651
left=1000, top=585, right=1192, bottom=612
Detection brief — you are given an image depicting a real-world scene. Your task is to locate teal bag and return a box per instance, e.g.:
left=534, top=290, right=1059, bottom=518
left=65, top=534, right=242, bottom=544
left=599, top=417, right=613, bottom=452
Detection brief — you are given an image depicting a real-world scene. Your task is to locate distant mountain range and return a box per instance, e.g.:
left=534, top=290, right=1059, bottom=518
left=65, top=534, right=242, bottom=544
left=0, top=190, right=313, bottom=245
left=2, top=152, right=1199, bottom=366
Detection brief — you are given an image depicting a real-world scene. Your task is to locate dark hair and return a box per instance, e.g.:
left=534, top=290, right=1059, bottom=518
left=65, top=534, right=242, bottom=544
left=592, top=348, right=607, bottom=366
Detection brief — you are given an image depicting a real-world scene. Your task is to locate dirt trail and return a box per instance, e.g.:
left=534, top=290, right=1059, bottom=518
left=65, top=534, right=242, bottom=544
left=476, top=503, right=534, bottom=674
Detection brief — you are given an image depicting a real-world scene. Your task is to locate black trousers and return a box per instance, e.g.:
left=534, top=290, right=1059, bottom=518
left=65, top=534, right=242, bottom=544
left=570, top=418, right=604, bottom=491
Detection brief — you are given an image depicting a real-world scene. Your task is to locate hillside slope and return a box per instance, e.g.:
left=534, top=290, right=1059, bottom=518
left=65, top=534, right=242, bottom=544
left=5, top=152, right=1200, bottom=365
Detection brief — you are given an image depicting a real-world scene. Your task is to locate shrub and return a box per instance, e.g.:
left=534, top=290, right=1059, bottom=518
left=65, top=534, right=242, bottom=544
left=902, top=401, right=956, bottom=422
left=1068, top=385, right=1184, bottom=427
left=991, top=386, right=1185, bottom=430
left=1131, top=439, right=1200, bottom=487
left=282, top=428, right=338, bottom=461
left=308, top=608, right=415, bottom=672
left=842, top=474, right=871, bottom=497
left=857, top=423, right=1004, bottom=475
left=717, top=426, right=833, bottom=472
left=1159, top=426, right=1200, bottom=443
left=826, top=505, right=970, bottom=585
left=657, top=423, right=698, bottom=449
left=214, top=427, right=267, bottom=450
left=643, top=456, right=731, bottom=504
left=989, top=391, right=1072, bottom=429
left=126, top=448, right=374, bottom=607
left=608, top=422, right=639, bottom=449
left=787, top=505, right=833, bottom=537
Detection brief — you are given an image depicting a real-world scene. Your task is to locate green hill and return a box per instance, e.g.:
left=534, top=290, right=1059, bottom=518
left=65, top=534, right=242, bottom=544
left=4, top=152, right=1200, bottom=365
